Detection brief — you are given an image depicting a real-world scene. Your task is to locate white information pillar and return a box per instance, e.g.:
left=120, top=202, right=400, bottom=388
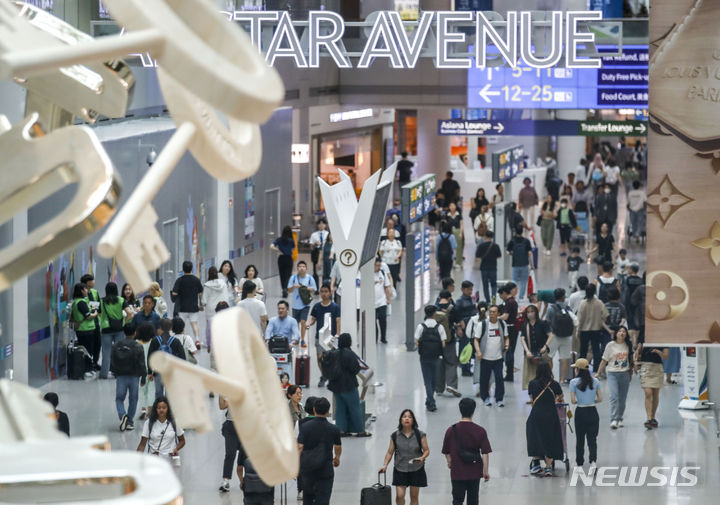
left=318, top=168, right=391, bottom=350
left=679, top=347, right=711, bottom=410
left=358, top=164, right=396, bottom=368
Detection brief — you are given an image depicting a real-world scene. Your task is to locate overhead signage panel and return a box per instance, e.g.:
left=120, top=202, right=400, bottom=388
left=467, top=45, right=648, bottom=109
left=438, top=119, right=647, bottom=136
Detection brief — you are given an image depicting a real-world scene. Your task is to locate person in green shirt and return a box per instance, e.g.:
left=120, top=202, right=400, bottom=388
left=81, top=274, right=102, bottom=370
left=100, top=282, right=130, bottom=379
left=71, top=283, right=99, bottom=368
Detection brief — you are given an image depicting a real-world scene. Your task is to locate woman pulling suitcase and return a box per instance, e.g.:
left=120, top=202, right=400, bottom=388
left=377, top=409, right=429, bottom=505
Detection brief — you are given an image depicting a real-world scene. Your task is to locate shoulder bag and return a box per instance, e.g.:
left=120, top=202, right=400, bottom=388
left=452, top=424, right=482, bottom=465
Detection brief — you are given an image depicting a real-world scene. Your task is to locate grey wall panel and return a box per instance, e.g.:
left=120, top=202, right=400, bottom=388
left=232, top=108, right=293, bottom=283
left=24, top=118, right=219, bottom=386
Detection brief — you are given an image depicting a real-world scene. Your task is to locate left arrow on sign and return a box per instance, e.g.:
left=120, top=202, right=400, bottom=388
left=478, top=84, right=501, bottom=104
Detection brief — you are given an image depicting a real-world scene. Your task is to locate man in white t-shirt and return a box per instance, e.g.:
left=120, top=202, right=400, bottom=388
left=627, top=180, right=647, bottom=241
left=373, top=258, right=392, bottom=344
left=567, top=276, right=590, bottom=314
left=378, top=227, right=404, bottom=286
left=237, top=280, right=268, bottom=335
left=471, top=305, right=509, bottom=407
left=603, top=160, right=621, bottom=195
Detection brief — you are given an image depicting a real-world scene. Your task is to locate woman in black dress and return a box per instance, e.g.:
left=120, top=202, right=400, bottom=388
left=469, top=188, right=489, bottom=221
left=526, top=362, right=564, bottom=477
left=587, top=222, right=616, bottom=275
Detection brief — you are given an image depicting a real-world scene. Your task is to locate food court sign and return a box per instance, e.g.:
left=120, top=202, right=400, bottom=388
left=231, top=10, right=607, bottom=69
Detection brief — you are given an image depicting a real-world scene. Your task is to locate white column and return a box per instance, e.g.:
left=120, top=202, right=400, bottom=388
left=466, top=135, right=479, bottom=169
left=556, top=109, right=587, bottom=180
left=216, top=180, right=231, bottom=262
left=11, top=211, right=28, bottom=384
left=416, top=108, right=452, bottom=180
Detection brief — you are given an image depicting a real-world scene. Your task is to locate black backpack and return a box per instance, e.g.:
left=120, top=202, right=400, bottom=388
left=417, top=323, right=443, bottom=359
left=605, top=303, right=624, bottom=330
left=111, top=340, right=135, bottom=369
left=551, top=304, right=574, bottom=337
left=597, top=277, right=615, bottom=303
left=437, top=235, right=453, bottom=263
left=320, top=349, right=343, bottom=381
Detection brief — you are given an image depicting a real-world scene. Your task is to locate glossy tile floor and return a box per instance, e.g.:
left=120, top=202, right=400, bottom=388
left=39, top=203, right=720, bottom=505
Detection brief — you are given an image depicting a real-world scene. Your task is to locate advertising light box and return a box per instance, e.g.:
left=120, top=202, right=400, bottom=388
left=467, top=45, right=648, bottom=109
left=492, top=145, right=524, bottom=183
left=402, top=174, right=436, bottom=224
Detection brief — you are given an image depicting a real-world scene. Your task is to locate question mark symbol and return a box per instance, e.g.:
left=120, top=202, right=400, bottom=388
left=340, top=249, right=356, bottom=266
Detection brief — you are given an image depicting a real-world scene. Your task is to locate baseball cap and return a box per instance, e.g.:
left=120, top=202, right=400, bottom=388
left=571, top=358, right=590, bottom=370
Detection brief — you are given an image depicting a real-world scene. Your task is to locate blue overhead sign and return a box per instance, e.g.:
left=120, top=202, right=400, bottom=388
left=467, top=45, right=648, bottom=109
left=438, top=119, right=647, bottom=136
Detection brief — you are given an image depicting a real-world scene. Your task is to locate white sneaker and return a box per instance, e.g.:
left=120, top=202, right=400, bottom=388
left=610, top=420, right=618, bottom=430
left=218, top=480, right=230, bottom=492
left=589, top=462, right=597, bottom=474
left=297, top=490, right=303, bottom=500
left=617, top=420, right=624, bottom=428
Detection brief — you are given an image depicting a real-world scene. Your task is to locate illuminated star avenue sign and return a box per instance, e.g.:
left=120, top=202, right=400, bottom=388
left=231, top=10, right=606, bottom=70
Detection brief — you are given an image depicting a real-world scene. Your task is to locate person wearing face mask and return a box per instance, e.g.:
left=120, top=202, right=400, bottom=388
left=556, top=198, right=578, bottom=257
left=603, top=157, right=621, bottom=196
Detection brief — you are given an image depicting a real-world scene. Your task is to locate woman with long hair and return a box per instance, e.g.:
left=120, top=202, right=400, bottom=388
left=380, top=409, right=429, bottom=505
left=239, top=264, right=265, bottom=299
left=539, top=193, right=558, bottom=255
left=469, top=187, right=489, bottom=221
left=446, top=201, right=464, bottom=267
left=594, top=326, right=632, bottom=429
left=271, top=226, right=296, bottom=298
left=201, top=267, right=226, bottom=356
left=219, top=260, right=238, bottom=304
left=121, top=283, right=140, bottom=319
left=147, top=282, right=168, bottom=318
left=136, top=396, right=185, bottom=462
left=570, top=358, right=602, bottom=469
left=520, top=304, right=553, bottom=390
left=71, top=282, right=98, bottom=362
left=99, top=282, right=126, bottom=379
left=526, top=362, right=564, bottom=476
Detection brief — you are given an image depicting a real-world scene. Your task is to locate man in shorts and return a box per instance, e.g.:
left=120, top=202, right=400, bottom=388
left=545, top=288, right=576, bottom=384
left=171, top=261, right=203, bottom=339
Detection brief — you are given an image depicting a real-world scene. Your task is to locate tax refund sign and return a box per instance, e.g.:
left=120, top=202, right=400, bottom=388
left=468, top=45, right=648, bottom=109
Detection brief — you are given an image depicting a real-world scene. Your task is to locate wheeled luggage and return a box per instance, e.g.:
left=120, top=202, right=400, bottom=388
left=269, top=335, right=290, bottom=354
left=360, top=472, right=391, bottom=505
left=67, top=344, right=90, bottom=380
left=295, top=353, right=310, bottom=387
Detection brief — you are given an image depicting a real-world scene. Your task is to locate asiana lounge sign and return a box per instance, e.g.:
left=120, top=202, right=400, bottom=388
left=231, top=10, right=606, bottom=70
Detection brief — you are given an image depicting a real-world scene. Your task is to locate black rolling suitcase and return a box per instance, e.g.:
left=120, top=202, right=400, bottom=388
left=361, top=472, right=391, bottom=505
left=67, top=344, right=88, bottom=380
